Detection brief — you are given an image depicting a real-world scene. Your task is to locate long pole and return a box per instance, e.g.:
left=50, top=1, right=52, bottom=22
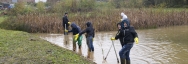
left=111, top=40, right=119, bottom=63
left=65, top=24, right=66, bottom=35
left=99, top=42, right=105, bottom=59
left=64, top=24, right=68, bottom=44
left=104, top=44, right=113, bottom=60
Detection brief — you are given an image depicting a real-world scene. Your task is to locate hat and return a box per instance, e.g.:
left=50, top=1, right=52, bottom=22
left=121, top=12, right=128, bottom=20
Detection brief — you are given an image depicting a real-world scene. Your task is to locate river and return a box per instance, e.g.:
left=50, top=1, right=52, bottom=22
left=38, top=25, right=188, bottom=64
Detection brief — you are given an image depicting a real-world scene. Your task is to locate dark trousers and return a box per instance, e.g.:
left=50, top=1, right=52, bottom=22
left=87, top=36, right=94, bottom=52
left=119, top=43, right=133, bottom=60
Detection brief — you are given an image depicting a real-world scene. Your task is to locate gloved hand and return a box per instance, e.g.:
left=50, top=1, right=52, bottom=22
left=121, top=19, right=123, bottom=21
left=74, top=34, right=79, bottom=41
left=134, top=37, right=139, bottom=44
left=65, top=29, right=68, bottom=32
left=68, top=22, right=71, bottom=24
left=92, top=38, right=94, bottom=41
left=111, top=37, right=116, bottom=40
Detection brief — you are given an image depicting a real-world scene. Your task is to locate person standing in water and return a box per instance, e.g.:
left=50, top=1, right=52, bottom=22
left=111, top=13, right=139, bottom=64
left=65, top=23, right=83, bottom=51
left=75, top=21, right=95, bottom=59
left=62, top=13, right=71, bottom=35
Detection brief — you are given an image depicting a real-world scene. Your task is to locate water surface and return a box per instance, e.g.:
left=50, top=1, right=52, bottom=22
left=39, top=25, right=188, bottom=64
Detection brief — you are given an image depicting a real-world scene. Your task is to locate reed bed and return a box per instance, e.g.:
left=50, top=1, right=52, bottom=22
left=1, top=8, right=188, bottom=33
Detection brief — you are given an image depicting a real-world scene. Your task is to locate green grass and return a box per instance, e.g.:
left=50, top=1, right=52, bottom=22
left=0, top=29, right=93, bottom=64
left=0, top=16, right=5, bottom=23
left=0, top=13, right=93, bottom=64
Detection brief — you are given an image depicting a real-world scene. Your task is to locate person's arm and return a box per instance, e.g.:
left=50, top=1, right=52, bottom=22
left=130, top=27, right=139, bottom=44
left=68, top=28, right=73, bottom=32
left=74, top=28, right=88, bottom=41
left=111, top=30, right=122, bottom=40
left=115, top=30, right=122, bottom=40
left=66, top=17, right=69, bottom=26
left=130, top=27, right=138, bottom=38
left=79, top=28, right=88, bottom=35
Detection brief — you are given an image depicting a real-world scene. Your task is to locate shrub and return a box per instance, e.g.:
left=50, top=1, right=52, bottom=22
left=78, top=0, right=96, bottom=12
left=9, top=2, right=26, bottom=15
left=36, top=1, right=46, bottom=13
left=8, top=2, right=35, bottom=15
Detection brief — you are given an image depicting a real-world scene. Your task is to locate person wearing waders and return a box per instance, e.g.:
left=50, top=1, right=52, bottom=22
left=62, top=13, right=71, bottom=35
left=75, top=21, right=95, bottom=59
left=111, top=12, right=139, bottom=64
left=65, top=23, right=83, bottom=51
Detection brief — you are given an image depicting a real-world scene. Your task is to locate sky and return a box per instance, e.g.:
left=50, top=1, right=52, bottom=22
left=35, top=0, right=47, bottom=3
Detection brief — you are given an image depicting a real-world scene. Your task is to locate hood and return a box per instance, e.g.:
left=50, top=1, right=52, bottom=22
left=121, top=12, right=128, bottom=20
left=86, top=21, right=92, bottom=27
left=71, top=23, right=77, bottom=28
left=71, top=22, right=81, bottom=32
left=122, top=19, right=130, bottom=28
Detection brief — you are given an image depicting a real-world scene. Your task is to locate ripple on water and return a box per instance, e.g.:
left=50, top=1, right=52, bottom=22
left=39, top=26, right=188, bottom=64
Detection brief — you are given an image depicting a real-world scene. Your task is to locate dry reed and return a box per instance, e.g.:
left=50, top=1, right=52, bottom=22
left=2, top=8, right=188, bottom=33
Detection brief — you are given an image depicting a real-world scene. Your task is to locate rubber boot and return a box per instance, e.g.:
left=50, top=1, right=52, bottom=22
left=79, top=45, right=81, bottom=49
left=87, top=49, right=90, bottom=58
left=90, top=51, right=94, bottom=60
left=78, top=48, right=82, bottom=55
left=73, top=42, right=76, bottom=51
left=126, top=60, right=130, bottom=64
left=120, top=58, right=125, bottom=64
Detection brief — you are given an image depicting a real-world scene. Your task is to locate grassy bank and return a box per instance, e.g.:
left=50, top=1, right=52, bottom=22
left=0, top=28, right=93, bottom=64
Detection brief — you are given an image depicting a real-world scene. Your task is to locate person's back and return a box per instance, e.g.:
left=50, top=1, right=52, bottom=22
left=66, top=23, right=83, bottom=51
left=70, top=23, right=80, bottom=35
left=80, top=22, right=95, bottom=38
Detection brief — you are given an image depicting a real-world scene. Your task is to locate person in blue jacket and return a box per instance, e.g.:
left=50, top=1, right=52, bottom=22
left=74, top=21, right=95, bottom=58
left=65, top=23, right=83, bottom=51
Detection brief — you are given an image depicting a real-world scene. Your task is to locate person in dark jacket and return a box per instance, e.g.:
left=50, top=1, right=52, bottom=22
left=65, top=23, right=83, bottom=51
left=111, top=19, right=138, bottom=64
left=63, top=13, right=70, bottom=35
left=74, top=21, right=95, bottom=59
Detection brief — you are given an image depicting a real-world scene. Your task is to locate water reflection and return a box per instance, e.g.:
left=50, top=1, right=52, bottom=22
left=39, top=25, right=188, bottom=64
